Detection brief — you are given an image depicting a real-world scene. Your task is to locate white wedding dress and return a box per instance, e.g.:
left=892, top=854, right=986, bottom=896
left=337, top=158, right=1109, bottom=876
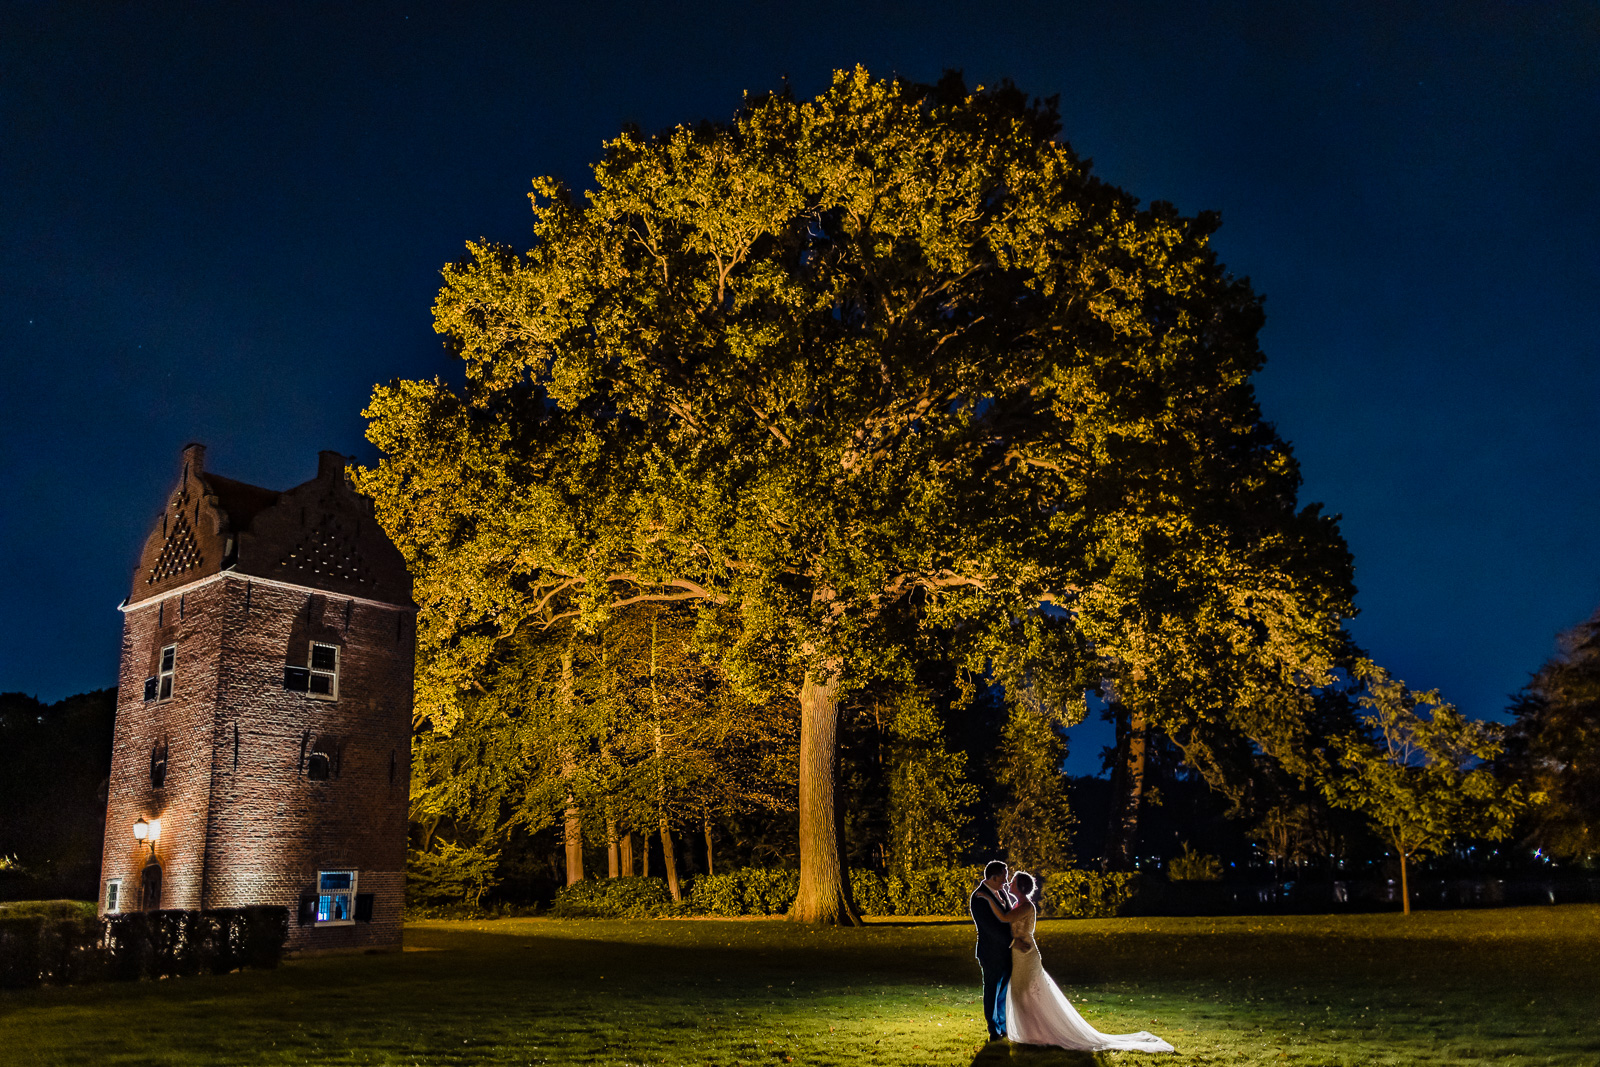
left=1005, top=904, right=1175, bottom=1053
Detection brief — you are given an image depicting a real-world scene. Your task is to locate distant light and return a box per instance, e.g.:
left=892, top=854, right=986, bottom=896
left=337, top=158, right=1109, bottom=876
left=133, top=818, right=149, bottom=841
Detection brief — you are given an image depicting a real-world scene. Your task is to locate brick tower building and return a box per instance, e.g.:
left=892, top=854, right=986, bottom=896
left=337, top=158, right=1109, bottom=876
left=99, top=443, right=415, bottom=954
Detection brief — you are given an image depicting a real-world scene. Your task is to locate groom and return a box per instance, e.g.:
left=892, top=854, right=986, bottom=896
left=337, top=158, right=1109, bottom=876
left=970, top=860, right=1014, bottom=1041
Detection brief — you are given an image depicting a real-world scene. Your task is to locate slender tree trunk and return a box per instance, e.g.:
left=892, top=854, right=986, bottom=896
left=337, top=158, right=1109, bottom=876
left=1398, top=844, right=1411, bottom=916
left=620, top=831, right=634, bottom=876
left=1108, top=703, right=1148, bottom=871
left=791, top=667, right=862, bottom=925
left=660, top=817, right=681, bottom=902
left=647, top=612, right=679, bottom=900
left=563, top=799, right=584, bottom=885
left=560, top=649, right=583, bottom=885
left=703, top=814, right=715, bottom=878
left=606, top=817, right=620, bottom=879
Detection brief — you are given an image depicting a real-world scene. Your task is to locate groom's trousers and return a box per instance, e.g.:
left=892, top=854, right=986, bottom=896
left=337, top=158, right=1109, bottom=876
left=978, top=950, right=1012, bottom=1038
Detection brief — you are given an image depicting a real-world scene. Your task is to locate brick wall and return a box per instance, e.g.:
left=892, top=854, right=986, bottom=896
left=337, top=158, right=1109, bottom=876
left=102, top=575, right=414, bottom=953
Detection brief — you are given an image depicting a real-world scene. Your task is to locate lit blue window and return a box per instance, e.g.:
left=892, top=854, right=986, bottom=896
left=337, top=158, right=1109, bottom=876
left=316, top=870, right=356, bottom=924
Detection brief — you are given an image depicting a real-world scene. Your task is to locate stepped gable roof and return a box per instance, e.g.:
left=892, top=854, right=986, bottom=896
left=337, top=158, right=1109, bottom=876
left=127, top=443, right=413, bottom=608
left=201, top=472, right=282, bottom=531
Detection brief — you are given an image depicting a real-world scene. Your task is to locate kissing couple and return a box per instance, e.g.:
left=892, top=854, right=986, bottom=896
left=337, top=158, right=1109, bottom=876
left=969, top=860, right=1175, bottom=1052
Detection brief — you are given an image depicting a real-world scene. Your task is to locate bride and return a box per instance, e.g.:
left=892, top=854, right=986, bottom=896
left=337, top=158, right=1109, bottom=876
left=982, top=871, right=1175, bottom=1053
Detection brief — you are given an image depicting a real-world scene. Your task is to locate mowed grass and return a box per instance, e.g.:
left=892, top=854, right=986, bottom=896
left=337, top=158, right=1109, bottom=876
left=2, top=906, right=1597, bottom=1066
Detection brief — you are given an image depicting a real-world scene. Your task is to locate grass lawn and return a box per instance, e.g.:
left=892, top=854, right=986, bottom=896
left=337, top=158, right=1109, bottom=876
left=2, top=905, right=1597, bottom=1066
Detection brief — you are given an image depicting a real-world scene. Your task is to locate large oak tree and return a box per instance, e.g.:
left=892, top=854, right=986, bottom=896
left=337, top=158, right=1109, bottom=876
left=360, top=68, right=1355, bottom=922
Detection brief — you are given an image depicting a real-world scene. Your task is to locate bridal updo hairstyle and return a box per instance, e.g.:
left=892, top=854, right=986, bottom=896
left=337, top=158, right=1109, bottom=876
left=1012, top=871, right=1042, bottom=904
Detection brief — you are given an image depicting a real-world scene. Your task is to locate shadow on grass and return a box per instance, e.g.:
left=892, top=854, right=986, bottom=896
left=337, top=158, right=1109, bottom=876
left=969, top=1041, right=1104, bottom=1067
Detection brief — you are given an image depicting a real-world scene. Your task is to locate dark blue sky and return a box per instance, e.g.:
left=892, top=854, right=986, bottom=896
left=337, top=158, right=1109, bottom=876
left=3, top=2, right=1596, bottom=773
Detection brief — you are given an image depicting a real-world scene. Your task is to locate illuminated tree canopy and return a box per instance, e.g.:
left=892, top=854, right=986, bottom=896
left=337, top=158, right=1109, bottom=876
left=360, top=67, right=1355, bottom=921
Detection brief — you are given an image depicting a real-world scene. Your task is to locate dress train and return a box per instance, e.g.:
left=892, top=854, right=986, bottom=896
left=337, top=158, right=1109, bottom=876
left=1005, top=943, right=1175, bottom=1053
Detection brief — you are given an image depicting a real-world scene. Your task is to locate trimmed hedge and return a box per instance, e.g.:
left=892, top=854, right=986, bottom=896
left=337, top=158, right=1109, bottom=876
left=549, top=877, right=691, bottom=918
left=0, top=902, right=103, bottom=988
left=689, top=869, right=801, bottom=916
left=1040, top=870, right=1138, bottom=919
left=0, top=903, right=287, bottom=989
left=683, top=867, right=1135, bottom=919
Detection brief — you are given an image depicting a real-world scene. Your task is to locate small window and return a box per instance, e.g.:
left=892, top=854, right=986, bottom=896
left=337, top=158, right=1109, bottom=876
left=283, top=666, right=310, bottom=691
left=143, top=677, right=158, bottom=701
left=149, top=739, right=169, bottom=789
left=105, top=878, right=122, bottom=913
left=309, top=643, right=339, bottom=698
left=157, top=644, right=176, bottom=701
left=306, top=736, right=339, bottom=781
left=316, top=870, right=357, bottom=925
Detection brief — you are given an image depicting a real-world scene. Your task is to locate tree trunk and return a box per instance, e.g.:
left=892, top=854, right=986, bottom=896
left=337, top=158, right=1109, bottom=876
left=560, top=649, right=583, bottom=885
left=1398, top=846, right=1411, bottom=916
left=620, top=831, right=635, bottom=876
left=790, top=668, right=862, bottom=925
left=660, top=818, right=681, bottom=902
left=606, top=818, right=620, bottom=879
left=1108, top=703, right=1148, bottom=871
left=647, top=612, right=675, bottom=898
left=703, top=814, right=715, bottom=878
left=564, top=800, right=584, bottom=885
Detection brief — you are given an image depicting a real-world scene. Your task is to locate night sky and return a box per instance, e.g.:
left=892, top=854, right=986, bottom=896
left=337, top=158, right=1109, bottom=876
left=3, top=2, right=1596, bottom=774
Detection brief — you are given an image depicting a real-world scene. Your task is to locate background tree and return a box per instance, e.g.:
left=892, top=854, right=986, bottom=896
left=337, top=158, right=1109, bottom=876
left=361, top=66, right=1353, bottom=922
left=884, top=690, right=978, bottom=876
left=406, top=605, right=795, bottom=900
left=1322, top=661, right=1526, bottom=915
left=993, top=701, right=1075, bottom=872
left=1503, top=608, right=1600, bottom=861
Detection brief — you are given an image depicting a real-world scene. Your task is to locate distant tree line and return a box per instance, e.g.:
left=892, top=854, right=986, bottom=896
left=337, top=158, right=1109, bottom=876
left=0, top=689, right=115, bottom=900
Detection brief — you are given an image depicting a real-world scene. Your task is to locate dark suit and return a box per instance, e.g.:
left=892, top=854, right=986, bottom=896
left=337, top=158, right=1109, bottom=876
left=970, top=883, right=1013, bottom=1039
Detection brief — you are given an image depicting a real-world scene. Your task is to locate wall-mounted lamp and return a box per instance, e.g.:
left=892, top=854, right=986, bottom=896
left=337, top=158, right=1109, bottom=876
left=132, top=817, right=160, bottom=856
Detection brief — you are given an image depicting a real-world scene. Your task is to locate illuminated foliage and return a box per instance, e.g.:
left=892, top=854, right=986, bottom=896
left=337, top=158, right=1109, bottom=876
left=993, top=702, right=1075, bottom=872
left=406, top=606, right=795, bottom=899
left=1322, top=661, right=1527, bottom=914
left=884, top=690, right=979, bottom=876
left=361, top=67, right=1354, bottom=921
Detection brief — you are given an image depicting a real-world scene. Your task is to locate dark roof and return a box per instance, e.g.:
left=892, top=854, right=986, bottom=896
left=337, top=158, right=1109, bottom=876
left=201, top=473, right=281, bottom=532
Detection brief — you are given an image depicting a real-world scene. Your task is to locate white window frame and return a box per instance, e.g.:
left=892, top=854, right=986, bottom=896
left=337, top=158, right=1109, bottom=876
left=157, top=644, right=176, bottom=701
left=308, top=642, right=339, bottom=700
left=105, top=878, right=123, bottom=913
left=316, top=869, right=357, bottom=925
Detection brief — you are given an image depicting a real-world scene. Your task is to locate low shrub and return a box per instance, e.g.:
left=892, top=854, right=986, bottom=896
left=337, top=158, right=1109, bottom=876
left=405, top=900, right=542, bottom=921
left=0, top=903, right=289, bottom=989
left=1168, top=843, right=1225, bottom=882
left=102, top=906, right=289, bottom=981
left=867, top=867, right=1135, bottom=919
left=550, top=877, right=677, bottom=918
left=886, top=866, right=985, bottom=916
left=689, top=869, right=800, bottom=916
left=1040, top=870, right=1139, bottom=919
left=549, top=867, right=1136, bottom=920
left=849, top=870, right=891, bottom=917
left=0, top=901, right=104, bottom=988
